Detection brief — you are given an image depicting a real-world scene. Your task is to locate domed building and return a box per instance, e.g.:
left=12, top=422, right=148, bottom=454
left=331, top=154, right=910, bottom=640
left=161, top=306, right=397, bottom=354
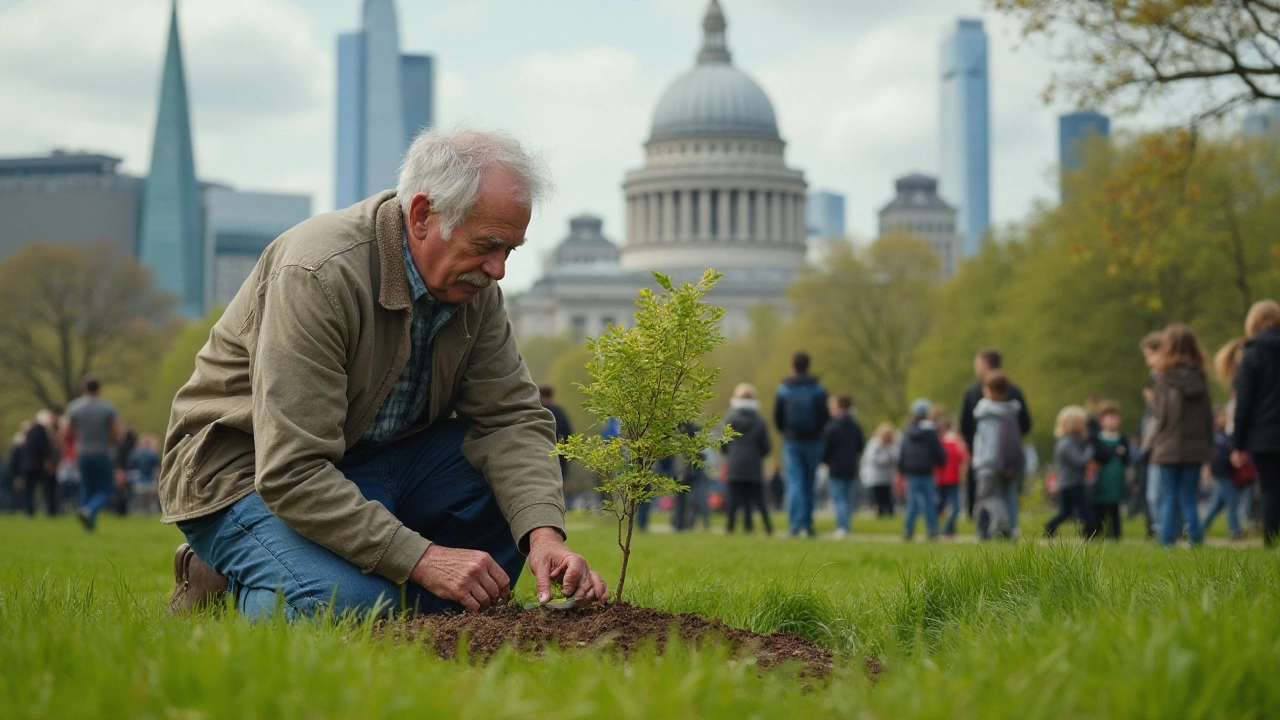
left=513, top=0, right=807, bottom=339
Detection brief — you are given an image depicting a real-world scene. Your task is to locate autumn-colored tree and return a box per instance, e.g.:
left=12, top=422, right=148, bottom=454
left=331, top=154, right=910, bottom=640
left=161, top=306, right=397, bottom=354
left=992, top=0, right=1280, bottom=120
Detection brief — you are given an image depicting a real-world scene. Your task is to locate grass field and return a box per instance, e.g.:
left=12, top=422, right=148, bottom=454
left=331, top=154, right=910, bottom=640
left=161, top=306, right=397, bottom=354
left=2, top=509, right=1277, bottom=719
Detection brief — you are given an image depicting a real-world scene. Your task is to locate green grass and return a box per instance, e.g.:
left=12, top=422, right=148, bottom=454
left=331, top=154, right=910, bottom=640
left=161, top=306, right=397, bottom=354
left=2, top=511, right=1277, bottom=719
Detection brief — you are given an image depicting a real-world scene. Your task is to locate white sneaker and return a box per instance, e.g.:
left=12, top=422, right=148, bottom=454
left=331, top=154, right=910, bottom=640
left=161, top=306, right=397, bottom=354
left=832, top=528, right=848, bottom=539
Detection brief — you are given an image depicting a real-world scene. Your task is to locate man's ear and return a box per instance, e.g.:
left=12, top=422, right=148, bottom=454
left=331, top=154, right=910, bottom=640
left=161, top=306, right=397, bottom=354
left=408, top=193, right=433, bottom=234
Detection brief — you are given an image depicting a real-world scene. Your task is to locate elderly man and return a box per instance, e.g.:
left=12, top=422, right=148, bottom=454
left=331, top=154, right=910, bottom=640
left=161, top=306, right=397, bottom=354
left=161, top=128, right=608, bottom=618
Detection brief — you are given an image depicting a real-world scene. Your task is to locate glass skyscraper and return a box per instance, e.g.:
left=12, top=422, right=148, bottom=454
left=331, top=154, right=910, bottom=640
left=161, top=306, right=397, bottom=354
left=335, top=0, right=435, bottom=209
left=139, top=0, right=205, bottom=318
left=805, top=190, right=846, bottom=240
left=939, top=18, right=989, bottom=257
left=1058, top=110, right=1110, bottom=201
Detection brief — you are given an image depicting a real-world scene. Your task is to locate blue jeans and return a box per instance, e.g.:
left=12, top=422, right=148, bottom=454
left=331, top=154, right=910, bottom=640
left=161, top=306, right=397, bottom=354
left=1005, top=477, right=1022, bottom=532
left=178, top=420, right=523, bottom=620
left=904, top=475, right=938, bottom=539
left=1146, top=463, right=1162, bottom=528
left=829, top=477, right=857, bottom=532
left=783, top=440, right=823, bottom=534
left=1159, top=463, right=1204, bottom=546
left=1202, top=477, right=1241, bottom=537
left=77, top=453, right=114, bottom=529
left=937, top=484, right=961, bottom=534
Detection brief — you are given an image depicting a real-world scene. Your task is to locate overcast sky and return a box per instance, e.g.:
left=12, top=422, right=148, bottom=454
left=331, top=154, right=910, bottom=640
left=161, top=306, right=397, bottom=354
left=0, top=0, right=1157, bottom=292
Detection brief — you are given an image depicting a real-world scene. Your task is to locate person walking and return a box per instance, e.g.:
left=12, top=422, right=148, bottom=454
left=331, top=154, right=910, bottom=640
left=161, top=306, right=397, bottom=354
left=970, top=372, right=1025, bottom=540
left=721, top=384, right=773, bottom=535
left=1045, top=406, right=1095, bottom=538
left=20, top=408, right=60, bottom=517
left=61, top=375, right=120, bottom=531
left=862, top=423, right=898, bottom=517
left=959, top=349, right=1031, bottom=520
left=1232, top=299, right=1280, bottom=545
left=934, top=415, right=968, bottom=537
left=773, top=352, right=830, bottom=537
left=899, top=399, right=946, bottom=541
left=1150, top=324, right=1213, bottom=547
left=822, top=393, right=865, bottom=538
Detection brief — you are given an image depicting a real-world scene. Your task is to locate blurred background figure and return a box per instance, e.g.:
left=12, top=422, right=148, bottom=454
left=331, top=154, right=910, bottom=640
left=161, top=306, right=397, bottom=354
left=721, top=383, right=772, bottom=535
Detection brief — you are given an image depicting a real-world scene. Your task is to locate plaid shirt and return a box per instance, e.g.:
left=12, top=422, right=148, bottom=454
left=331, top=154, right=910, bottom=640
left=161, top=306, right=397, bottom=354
left=360, top=234, right=458, bottom=443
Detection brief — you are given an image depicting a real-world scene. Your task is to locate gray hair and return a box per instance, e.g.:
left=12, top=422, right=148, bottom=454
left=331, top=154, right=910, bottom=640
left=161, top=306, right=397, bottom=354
left=397, top=126, right=552, bottom=239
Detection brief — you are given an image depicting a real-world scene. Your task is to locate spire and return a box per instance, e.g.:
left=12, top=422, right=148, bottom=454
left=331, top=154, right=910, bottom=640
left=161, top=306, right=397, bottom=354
left=139, top=0, right=204, bottom=317
left=697, top=0, right=731, bottom=65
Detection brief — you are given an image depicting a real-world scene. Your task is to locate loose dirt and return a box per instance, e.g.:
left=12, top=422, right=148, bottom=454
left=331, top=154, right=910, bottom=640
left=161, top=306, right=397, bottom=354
left=381, top=602, right=856, bottom=677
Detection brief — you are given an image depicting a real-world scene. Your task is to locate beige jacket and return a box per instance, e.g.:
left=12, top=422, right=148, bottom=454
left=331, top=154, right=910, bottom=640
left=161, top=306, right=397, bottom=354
left=158, top=192, right=565, bottom=584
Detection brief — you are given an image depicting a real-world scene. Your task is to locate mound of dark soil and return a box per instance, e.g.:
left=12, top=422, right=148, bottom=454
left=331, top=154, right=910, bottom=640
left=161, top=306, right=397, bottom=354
left=382, top=602, right=853, bottom=677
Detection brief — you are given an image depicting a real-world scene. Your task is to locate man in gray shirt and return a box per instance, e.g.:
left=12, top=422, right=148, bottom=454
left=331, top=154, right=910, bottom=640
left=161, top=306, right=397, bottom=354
left=62, top=375, right=119, bottom=531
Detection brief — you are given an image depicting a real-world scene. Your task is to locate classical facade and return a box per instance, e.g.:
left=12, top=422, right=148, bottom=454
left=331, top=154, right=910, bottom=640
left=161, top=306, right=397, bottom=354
left=878, top=173, right=964, bottom=279
left=513, top=0, right=807, bottom=339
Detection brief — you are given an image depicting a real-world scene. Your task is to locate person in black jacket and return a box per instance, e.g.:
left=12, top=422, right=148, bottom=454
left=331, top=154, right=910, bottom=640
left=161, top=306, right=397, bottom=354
left=20, top=408, right=61, bottom=517
left=721, top=384, right=773, bottom=535
left=899, top=399, right=947, bottom=541
left=539, top=385, right=573, bottom=482
left=822, top=393, right=865, bottom=538
left=1232, top=300, right=1280, bottom=546
left=959, top=349, right=1031, bottom=519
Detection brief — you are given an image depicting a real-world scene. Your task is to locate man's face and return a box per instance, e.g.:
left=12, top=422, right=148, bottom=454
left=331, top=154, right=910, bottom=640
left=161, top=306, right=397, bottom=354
left=973, top=356, right=989, bottom=379
left=405, top=167, right=532, bottom=304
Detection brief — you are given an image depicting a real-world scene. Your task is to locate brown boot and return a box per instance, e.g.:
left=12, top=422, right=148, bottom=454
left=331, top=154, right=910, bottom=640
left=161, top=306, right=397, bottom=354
left=166, top=543, right=228, bottom=615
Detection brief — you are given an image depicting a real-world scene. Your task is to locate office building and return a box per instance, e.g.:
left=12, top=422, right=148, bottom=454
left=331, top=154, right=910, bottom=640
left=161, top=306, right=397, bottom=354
left=138, top=0, right=205, bottom=317
left=878, top=173, right=964, bottom=279
left=335, top=0, right=435, bottom=208
left=939, top=18, right=990, bottom=257
left=806, top=190, right=846, bottom=240
left=204, top=188, right=312, bottom=307
left=1059, top=110, right=1110, bottom=201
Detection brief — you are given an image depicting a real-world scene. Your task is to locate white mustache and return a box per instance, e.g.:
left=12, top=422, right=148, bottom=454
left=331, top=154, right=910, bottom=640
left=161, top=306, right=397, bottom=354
left=457, top=271, right=493, bottom=288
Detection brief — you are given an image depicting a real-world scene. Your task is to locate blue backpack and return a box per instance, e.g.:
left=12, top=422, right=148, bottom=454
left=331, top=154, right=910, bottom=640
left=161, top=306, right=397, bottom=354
left=781, top=382, right=823, bottom=436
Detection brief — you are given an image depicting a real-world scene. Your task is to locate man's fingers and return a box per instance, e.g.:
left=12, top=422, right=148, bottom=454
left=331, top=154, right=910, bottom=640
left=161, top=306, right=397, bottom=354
left=459, top=591, right=481, bottom=612
left=475, top=569, right=501, bottom=605
left=532, top=554, right=554, bottom=604
left=589, top=570, right=609, bottom=604
left=563, top=557, right=587, bottom=599
left=485, top=557, right=511, bottom=597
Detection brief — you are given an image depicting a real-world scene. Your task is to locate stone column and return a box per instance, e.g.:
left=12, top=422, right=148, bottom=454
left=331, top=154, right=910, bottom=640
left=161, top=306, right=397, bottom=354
left=699, top=189, right=712, bottom=241
left=753, top=190, right=765, bottom=242
left=680, top=189, right=694, bottom=241
left=717, top=187, right=731, bottom=241
left=663, top=190, right=676, bottom=243
left=647, top=192, right=659, bottom=244
left=737, top=189, right=751, bottom=241
left=769, top=191, right=781, bottom=242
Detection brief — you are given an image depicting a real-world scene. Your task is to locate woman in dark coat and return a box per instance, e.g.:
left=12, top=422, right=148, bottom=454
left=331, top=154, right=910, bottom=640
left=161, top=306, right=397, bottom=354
left=721, top=383, right=773, bottom=535
left=1233, top=299, right=1280, bottom=546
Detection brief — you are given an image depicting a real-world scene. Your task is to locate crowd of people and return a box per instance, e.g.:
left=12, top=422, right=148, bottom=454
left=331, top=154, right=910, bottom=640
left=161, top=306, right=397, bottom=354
left=540, top=298, right=1280, bottom=548
left=0, top=376, right=162, bottom=526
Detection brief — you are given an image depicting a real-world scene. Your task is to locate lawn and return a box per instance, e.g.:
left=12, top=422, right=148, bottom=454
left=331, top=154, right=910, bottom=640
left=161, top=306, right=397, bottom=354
left=2, top=510, right=1277, bottom=719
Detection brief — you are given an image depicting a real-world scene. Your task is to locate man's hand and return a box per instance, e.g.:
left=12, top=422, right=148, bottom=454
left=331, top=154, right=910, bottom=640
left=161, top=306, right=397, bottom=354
left=409, top=544, right=510, bottom=612
left=526, top=527, right=608, bottom=605
left=1232, top=450, right=1249, bottom=469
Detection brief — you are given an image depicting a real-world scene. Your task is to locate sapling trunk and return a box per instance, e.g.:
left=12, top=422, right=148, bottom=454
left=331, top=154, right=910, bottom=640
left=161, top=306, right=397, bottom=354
left=615, top=498, right=637, bottom=603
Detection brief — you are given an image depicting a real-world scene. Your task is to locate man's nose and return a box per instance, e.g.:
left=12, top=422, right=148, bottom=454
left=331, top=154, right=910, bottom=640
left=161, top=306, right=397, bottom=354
left=481, top=254, right=506, bottom=281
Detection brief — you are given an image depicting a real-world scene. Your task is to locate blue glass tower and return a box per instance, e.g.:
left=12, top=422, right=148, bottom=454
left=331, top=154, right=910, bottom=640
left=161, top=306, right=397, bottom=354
left=1058, top=110, right=1110, bottom=201
left=939, top=18, right=990, bottom=257
left=805, top=190, right=845, bottom=240
left=139, top=0, right=204, bottom=318
left=335, top=0, right=435, bottom=209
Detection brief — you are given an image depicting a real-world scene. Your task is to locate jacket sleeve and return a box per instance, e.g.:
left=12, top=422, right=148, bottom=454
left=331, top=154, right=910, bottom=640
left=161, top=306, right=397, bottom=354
left=1014, top=386, right=1032, bottom=435
left=1233, top=351, right=1257, bottom=451
left=931, top=433, right=947, bottom=468
left=852, top=420, right=866, bottom=459
left=773, top=387, right=787, bottom=433
left=821, top=423, right=835, bottom=464
left=959, top=386, right=978, bottom=446
left=252, top=265, right=432, bottom=585
left=453, top=289, right=566, bottom=553
left=816, top=388, right=831, bottom=429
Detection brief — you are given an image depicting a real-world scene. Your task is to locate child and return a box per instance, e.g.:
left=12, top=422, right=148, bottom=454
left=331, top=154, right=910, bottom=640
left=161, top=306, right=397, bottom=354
left=934, top=415, right=968, bottom=536
left=1149, top=323, right=1213, bottom=547
left=971, top=371, right=1024, bottom=540
left=1203, top=408, right=1243, bottom=540
left=898, top=399, right=946, bottom=541
left=1046, top=405, right=1094, bottom=538
left=1088, top=400, right=1129, bottom=540
left=862, top=423, right=897, bottom=517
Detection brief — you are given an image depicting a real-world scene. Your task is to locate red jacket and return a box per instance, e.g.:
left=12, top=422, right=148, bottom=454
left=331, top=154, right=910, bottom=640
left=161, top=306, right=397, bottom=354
left=936, top=433, right=968, bottom=486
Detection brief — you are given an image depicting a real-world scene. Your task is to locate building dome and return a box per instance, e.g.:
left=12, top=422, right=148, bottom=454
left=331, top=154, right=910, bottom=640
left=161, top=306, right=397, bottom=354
left=648, top=0, right=778, bottom=142
left=650, top=65, right=778, bottom=141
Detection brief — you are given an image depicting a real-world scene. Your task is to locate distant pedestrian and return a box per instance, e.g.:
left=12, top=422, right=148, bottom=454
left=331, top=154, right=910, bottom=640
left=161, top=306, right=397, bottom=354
left=111, top=424, right=138, bottom=516
left=1204, top=408, right=1243, bottom=540
left=1046, top=406, right=1094, bottom=538
left=721, top=384, right=773, bottom=535
left=933, top=415, right=968, bottom=537
left=1138, top=331, right=1164, bottom=537
left=3, top=426, right=26, bottom=513
left=61, top=375, right=120, bottom=532
left=128, top=434, right=163, bottom=514
left=672, top=423, right=710, bottom=532
left=862, top=423, right=898, bottom=517
left=959, top=349, right=1031, bottom=520
left=899, top=399, right=946, bottom=541
left=1150, top=324, right=1213, bottom=547
left=539, top=385, right=573, bottom=481
left=822, top=393, right=865, bottom=538
left=1087, top=400, right=1129, bottom=540
left=970, top=371, right=1025, bottom=540
left=21, top=408, right=61, bottom=517
left=773, top=352, right=830, bottom=537
left=1232, top=299, right=1280, bottom=545
left=766, top=460, right=785, bottom=511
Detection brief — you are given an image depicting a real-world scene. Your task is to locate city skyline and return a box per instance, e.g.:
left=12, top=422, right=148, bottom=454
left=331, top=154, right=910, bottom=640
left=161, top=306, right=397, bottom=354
left=0, top=0, right=1199, bottom=294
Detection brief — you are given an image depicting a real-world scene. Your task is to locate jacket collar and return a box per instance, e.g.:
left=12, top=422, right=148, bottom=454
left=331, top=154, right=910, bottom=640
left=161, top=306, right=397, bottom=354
left=376, top=195, right=411, bottom=311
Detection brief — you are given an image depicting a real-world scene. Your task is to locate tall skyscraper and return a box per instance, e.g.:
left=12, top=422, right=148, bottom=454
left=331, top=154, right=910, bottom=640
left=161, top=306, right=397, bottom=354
left=335, top=0, right=435, bottom=209
left=806, top=190, right=846, bottom=240
left=138, top=0, right=204, bottom=318
left=939, top=18, right=989, bottom=257
left=1058, top=110, right=1110, bottom=201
